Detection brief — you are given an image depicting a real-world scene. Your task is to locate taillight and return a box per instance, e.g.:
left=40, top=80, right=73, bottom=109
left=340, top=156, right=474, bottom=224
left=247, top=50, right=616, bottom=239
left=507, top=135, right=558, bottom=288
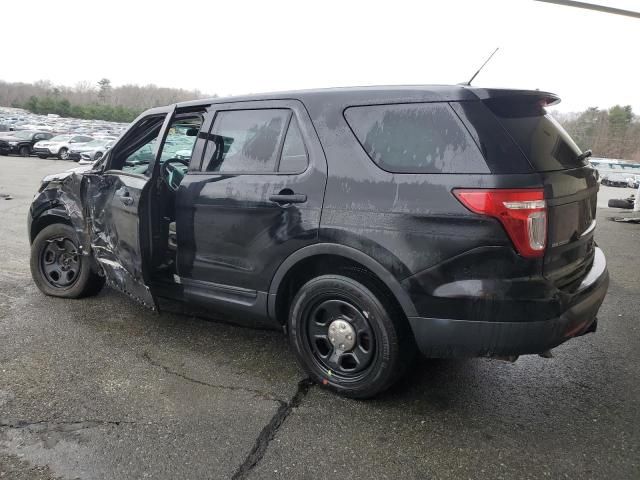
left=453, top=189, right=547, bottom=258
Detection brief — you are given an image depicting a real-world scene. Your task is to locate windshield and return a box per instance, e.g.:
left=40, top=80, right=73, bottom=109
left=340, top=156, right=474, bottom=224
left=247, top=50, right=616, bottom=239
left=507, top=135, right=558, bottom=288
left=49, top=135, right=72, bottom=142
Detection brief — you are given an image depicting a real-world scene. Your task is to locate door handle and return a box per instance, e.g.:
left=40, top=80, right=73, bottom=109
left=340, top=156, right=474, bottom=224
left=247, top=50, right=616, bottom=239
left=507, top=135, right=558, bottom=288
left=269, top=192, right=307, bottom=205
left=117, top=189, right=134, bottom=206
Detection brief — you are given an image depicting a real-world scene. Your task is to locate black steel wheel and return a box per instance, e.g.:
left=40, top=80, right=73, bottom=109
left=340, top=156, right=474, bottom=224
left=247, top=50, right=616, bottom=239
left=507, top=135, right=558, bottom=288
left=304, top=298, right=376, bottom=380
left=289, top=274, right=416, bottom=398
left=30, top=223, right=104, bottom=298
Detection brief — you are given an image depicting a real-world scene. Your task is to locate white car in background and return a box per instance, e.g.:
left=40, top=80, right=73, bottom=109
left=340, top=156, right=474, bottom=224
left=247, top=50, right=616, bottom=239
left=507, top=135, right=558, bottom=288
left=73, top=138, right=117, bottom=164
left=32, top=134, right=94, bottom=160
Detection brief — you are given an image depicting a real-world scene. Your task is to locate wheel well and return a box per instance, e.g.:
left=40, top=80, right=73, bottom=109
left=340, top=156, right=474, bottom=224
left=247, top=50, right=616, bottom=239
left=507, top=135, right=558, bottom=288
left=274, top=254, right=407, bottom=327
left=30, top=214, right=72, bottom=243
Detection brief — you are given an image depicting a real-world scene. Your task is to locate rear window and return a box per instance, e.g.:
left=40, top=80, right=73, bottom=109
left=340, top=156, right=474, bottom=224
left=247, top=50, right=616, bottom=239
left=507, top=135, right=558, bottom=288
left=484, top=98, right=584, bottom=172
left=344, top=103, right=488, bottom=174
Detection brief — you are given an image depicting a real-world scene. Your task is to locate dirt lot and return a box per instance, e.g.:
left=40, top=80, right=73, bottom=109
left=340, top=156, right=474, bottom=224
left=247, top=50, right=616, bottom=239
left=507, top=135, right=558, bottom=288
left=1, top=155, right=639, bottom=479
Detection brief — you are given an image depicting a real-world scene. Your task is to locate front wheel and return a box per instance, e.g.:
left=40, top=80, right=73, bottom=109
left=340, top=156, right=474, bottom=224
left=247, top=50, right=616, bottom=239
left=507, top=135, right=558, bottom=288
left=30, top=223, right=104, bottom=298
left=288, top=274, right=416, bottom=398
left=58, top=148, right=69, bottom=160
left=18, top=145, right=30, bottom=157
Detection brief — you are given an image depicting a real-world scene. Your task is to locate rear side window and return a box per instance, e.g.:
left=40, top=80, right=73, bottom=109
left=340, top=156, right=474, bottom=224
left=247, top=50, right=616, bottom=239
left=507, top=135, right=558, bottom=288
left=484, top=98, right=584, bottom=172
left=344, top=103, right=488, bottom=174
left=203, top=109, right=289, bottom=173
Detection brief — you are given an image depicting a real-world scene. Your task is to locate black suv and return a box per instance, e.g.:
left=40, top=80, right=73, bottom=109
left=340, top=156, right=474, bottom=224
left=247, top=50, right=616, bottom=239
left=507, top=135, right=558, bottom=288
left=0, top=130, right=53, bottom=156
left=27, top=86, right=609, bottom=398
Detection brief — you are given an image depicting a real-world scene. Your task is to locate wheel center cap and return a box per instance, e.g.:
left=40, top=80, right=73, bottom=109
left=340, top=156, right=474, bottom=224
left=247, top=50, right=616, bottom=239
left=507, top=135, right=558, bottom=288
left=328, top=318, right=356, bottom=351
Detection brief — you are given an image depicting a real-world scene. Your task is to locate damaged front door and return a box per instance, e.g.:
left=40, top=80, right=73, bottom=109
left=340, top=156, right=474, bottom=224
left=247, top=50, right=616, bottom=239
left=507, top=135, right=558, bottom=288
left=84, top=107, right=176, bottom=308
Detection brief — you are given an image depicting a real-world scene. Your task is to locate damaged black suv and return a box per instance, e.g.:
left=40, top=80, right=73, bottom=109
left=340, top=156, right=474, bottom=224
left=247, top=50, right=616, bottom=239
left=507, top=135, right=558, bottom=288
left=28, top=86, right=609, bottom=398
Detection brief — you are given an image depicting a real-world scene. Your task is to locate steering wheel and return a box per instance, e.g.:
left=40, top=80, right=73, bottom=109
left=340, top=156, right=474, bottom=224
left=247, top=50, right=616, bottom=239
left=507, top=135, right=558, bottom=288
left=160, top=158, right=189, bottom=191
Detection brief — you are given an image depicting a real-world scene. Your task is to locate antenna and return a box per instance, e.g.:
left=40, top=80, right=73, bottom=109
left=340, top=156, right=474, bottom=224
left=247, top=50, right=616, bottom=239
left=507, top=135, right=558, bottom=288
left=463, top=47, right=499, bottom=86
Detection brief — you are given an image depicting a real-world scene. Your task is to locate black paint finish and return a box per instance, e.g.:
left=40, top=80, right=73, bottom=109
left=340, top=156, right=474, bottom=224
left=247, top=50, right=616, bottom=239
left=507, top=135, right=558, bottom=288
left=176, top=100, right=327, bottom=295
left=27, top=85, right=609, bottom=357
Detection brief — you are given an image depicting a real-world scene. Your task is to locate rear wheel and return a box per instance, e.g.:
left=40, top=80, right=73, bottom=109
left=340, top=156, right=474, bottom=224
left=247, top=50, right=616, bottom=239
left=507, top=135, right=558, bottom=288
left=288, top=274, right=415, bottom=398
left=18, top=145, right=30, bottom=157
left=58, top=148, right=69, bottom=160
left=30, top=223, right=104, bottom=298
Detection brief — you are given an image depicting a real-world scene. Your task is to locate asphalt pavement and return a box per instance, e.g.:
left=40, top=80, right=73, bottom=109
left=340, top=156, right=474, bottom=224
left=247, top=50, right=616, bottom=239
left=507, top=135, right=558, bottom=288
left=0, top=155, right=638, bottom=479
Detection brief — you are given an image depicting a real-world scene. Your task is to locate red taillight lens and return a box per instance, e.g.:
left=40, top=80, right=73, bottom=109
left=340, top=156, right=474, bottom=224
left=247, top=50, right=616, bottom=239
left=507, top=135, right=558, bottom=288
left=453, top=189, right=547, bottom=258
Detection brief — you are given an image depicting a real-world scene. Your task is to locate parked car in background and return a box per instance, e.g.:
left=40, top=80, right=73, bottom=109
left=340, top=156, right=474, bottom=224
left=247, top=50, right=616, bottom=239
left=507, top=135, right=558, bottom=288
left=626, top=174, right=640, bottom=189
left=69, top=138, right=117, bottom=162
left=601, top=172, right=632, bottom=187
left=1, top=107, right=129, bottom=146
left=0, top=130, right=54, bottom=157
left=33, top=134, right=94, bottom=160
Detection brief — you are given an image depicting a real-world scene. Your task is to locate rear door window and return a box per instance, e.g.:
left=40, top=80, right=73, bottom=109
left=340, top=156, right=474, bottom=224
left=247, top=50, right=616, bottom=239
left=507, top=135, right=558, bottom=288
left=203, top=109, right=290, bottom=173
left=344, top=102, right=488, bottom=174
left=484, top=98, right=584, bottom=172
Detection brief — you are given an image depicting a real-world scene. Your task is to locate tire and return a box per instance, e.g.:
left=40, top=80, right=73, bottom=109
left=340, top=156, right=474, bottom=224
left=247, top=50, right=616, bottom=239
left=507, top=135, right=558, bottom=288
left=608, top=198, right=634, bottom=209
left=38, top=154, right=49, bottom=159
left=18, top=145, right=30, bottom=157
left=288, top=274, right=416, bottom=398
left=57, top=147, right=69, bottom=160
left=30, top=223, right=104, bottom=299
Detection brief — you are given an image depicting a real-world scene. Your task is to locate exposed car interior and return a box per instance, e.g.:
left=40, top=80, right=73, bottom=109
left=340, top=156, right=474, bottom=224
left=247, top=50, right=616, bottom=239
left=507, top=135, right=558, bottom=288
left=108, top=112, right=203, bottom=278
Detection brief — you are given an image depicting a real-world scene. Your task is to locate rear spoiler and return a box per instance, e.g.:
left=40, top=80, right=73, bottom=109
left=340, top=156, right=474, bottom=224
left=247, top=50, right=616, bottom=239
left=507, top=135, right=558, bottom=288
left=467, top=88, right=561, bottom=107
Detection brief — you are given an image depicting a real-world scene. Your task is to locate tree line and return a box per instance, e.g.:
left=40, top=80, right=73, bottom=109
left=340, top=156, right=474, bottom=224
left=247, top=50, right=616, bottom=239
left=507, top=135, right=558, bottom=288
left=550, top=105, right=639, bottom=161
left=0, top=78, right=213, bottom=123
left=1, top=79, right=638, bottom=160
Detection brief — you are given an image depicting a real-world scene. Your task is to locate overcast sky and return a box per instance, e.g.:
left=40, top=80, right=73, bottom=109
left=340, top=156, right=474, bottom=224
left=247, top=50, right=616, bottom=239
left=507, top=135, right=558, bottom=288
left=6, top=0, right=639, bottom=112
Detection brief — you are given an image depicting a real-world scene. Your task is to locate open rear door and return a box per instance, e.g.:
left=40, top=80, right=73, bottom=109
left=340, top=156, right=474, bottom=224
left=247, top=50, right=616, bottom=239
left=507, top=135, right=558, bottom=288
left=84, top=106, right=176, bottom=309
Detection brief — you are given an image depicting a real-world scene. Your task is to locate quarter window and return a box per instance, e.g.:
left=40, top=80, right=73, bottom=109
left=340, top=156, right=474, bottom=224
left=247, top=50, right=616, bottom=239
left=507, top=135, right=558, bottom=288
left=203, top=109, right=289, bottom=173
left=344, top=103, right=488, bottom=174
left=278, top=118, right=308, bottom=173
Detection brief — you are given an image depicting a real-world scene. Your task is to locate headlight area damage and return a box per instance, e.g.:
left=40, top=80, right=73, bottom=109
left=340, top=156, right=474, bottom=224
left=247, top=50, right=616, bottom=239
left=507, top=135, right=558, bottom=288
left=30, top=166, right=156, bottom=309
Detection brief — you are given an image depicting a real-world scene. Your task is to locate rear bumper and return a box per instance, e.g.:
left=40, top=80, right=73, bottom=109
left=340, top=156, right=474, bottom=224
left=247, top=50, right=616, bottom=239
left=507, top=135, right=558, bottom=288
left=408, top=247, right=609, bottom=357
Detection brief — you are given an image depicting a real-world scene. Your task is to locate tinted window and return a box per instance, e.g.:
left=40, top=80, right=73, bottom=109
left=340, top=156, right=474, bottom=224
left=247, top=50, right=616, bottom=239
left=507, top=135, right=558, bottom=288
left=278, top=118, right=308, bottom=173
left=203, top=109, right=289, bottom=173
left=484, top=98, right=584, bottom=171
left=344, top=103, right=488, bottom=174
left=449, top=101, right=533, bottom=174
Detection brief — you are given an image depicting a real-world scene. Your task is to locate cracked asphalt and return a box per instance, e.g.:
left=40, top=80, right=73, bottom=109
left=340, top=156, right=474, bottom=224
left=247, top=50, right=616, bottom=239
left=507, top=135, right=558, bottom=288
left=1, top=155, right=639, bottom=479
